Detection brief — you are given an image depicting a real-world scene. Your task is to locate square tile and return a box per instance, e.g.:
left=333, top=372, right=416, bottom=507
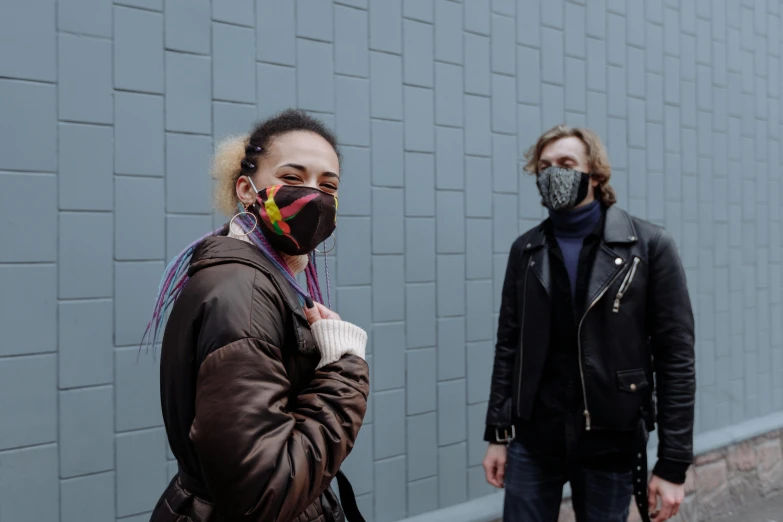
left=61, top=472, right=115, bottom=522
left=166, top=52, right=212, bottom=134
left=114, top=6, right=164, bottom=93
left=0, top=445, right=58, bottom=522
left=0, top=80, right=56, bottom=172
left=0, top=173, right=56, bottom=262
left=213, top=22, right=256, bottom=103
left=59, top=212, right=113, bottom=298
left=58, top=34, right=112, bottom=124
left=59, top=124, right=113, bottom=210
left=165, top=0, right=210, bottom=54
left=0, top=355, right=57, bottom=450
left=0, top=0, right=56, bottom=82
left=115, top=176, right=165, bottom=261
left=116, top=347, right=163, bottom=431
left=59, top=387, right=114, bottom=477
left=0, top=265, right=56, bottom=357
left=59, top=300, right=113, bottom=388
left=115, top=92, right=164, bottom=176
left=114, top=261, right=165, bottom=347
left=116, top=429, right=167, bottom=517
left=166, top=133, right=213, bottom=214
left=58, top=0, right=112, bottom=36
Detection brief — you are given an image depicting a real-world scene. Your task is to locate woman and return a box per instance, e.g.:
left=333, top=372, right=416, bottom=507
left=148, top=109, right=369, bottom=522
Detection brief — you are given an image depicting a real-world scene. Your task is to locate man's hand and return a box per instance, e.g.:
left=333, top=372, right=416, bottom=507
left=303, top=300, right=341, bottom=325
left=648, top=475, right=684, bottom=522
left=482, top=444, right=507, bottom=488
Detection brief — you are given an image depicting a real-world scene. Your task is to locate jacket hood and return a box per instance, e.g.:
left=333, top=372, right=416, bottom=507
left=189, top=235, right=308, bottom=322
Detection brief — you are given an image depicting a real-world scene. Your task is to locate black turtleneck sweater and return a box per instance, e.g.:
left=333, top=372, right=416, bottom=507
left=550, top=200, right=602, bottom=299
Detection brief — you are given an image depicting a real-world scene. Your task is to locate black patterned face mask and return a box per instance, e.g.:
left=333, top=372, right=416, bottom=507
left=536, top=166, right=591, bottom=211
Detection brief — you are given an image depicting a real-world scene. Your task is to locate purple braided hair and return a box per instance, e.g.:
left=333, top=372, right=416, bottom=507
left=141, top=206, right=332, bottom=353
left=140, top=227, right=222, bottom=353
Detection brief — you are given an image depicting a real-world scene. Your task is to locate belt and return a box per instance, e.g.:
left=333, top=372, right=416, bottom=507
left=177, top=466, right=365, bottom=522
left=632, top=418, right=652, bottom=522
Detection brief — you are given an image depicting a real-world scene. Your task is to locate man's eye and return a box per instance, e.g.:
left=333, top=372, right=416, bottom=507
left=321, top=183, right=338, bottom=190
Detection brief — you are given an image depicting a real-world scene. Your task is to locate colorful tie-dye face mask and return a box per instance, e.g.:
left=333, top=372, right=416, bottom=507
left=248, top=180, right=338, bottom=256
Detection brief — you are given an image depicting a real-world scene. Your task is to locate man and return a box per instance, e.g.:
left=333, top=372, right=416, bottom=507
left=483, top=125, right=695, bottom=522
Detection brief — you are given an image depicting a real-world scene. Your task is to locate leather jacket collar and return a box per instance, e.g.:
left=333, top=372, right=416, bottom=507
left=524, top=204, right=639, bottom=251
left=521, top=205, right=640, bottom=300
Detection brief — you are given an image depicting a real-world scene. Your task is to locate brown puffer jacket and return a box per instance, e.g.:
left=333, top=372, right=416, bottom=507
left=150, top=235, right=369, bottom=522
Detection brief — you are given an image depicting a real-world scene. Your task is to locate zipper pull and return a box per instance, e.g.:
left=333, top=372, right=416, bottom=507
left=612, top=296, right=622, bottom=313
left=584, top=410, right=592, bottom=431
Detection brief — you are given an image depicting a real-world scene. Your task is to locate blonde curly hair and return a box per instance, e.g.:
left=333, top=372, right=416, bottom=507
left=211, top=134, right=250, bottom=217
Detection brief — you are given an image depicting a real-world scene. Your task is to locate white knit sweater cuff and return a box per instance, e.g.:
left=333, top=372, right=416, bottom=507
left=311, top=320, right=367, bottom=369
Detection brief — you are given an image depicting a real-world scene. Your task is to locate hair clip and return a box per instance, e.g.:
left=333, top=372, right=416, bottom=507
left=241, top=158, right=255, bottom=170
left=245, top=144, right=262, bottom=155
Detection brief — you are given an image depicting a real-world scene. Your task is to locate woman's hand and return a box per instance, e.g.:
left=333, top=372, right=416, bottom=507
left=303, top=299, right=341, bottom=325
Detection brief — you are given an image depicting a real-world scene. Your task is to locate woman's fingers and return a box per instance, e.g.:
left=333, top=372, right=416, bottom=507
left=303, top=301, right=341, bottom=324
left=303, top=297, right=323, bottom=325
left=314, top=302, right=341, bottom=321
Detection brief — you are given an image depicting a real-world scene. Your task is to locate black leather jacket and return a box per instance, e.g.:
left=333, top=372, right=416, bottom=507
left=485, top=206, right=696, bottom=468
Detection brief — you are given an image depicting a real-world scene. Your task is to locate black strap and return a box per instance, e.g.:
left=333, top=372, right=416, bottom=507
left=177, top=465, right=212, bottom=501
left=632, top=418, right=652, bottom=522
left=335, top=470, right=366, bottom=522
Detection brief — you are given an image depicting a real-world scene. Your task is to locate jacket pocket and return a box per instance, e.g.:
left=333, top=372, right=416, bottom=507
left=612, top=257, right=641, bottom=313
left=616, top=368, right=649, bottom=394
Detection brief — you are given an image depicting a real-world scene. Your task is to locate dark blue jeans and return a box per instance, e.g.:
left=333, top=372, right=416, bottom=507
left=503, top=439, right=633, bottom=522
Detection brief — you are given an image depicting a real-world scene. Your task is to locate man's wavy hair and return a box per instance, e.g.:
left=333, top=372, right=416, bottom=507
left=523, top=124, right=617, bottom=207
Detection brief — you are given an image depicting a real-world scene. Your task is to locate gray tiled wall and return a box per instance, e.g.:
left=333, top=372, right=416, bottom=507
left=1, top=0, right=783, bottom=521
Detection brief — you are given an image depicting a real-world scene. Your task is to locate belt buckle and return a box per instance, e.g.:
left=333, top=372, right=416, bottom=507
left=495, top=426, right=516, bottom=443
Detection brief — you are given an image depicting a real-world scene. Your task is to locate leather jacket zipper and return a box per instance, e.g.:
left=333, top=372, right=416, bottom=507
left=515, top=256, right=533, bottom=417
left=612, top=257, right=641, bottom=313
left=577, top=260, right=628, bottom=431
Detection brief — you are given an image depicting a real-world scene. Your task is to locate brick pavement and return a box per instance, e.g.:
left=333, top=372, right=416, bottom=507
left=712, top=491, right=783, bottom=522
left=554, top=430, right=783, bottom=522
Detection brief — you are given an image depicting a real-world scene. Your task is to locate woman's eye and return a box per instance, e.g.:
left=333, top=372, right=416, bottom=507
left=321, top=183, right=338, bottom=191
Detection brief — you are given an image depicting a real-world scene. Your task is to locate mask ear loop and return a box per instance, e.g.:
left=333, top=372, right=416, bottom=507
left=313, top=234, right=336, bottom=308
left=314, top=233, right=336, bottom=254
left=324, top=252, right=332, bottom=309
left=246, top=175, right=261, bottom=194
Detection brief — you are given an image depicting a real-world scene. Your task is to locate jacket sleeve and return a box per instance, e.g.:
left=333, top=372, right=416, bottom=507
left=190, top=334, right=369, bottom=520
left=648, top=227, right=696, bottom=473
left=484, top=240, right=522, bottom=442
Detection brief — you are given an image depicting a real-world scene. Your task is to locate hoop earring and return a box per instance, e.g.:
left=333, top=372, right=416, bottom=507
left=229, top=209, right=258, bottom=237
left=315, top=233, right=336, bottom=254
